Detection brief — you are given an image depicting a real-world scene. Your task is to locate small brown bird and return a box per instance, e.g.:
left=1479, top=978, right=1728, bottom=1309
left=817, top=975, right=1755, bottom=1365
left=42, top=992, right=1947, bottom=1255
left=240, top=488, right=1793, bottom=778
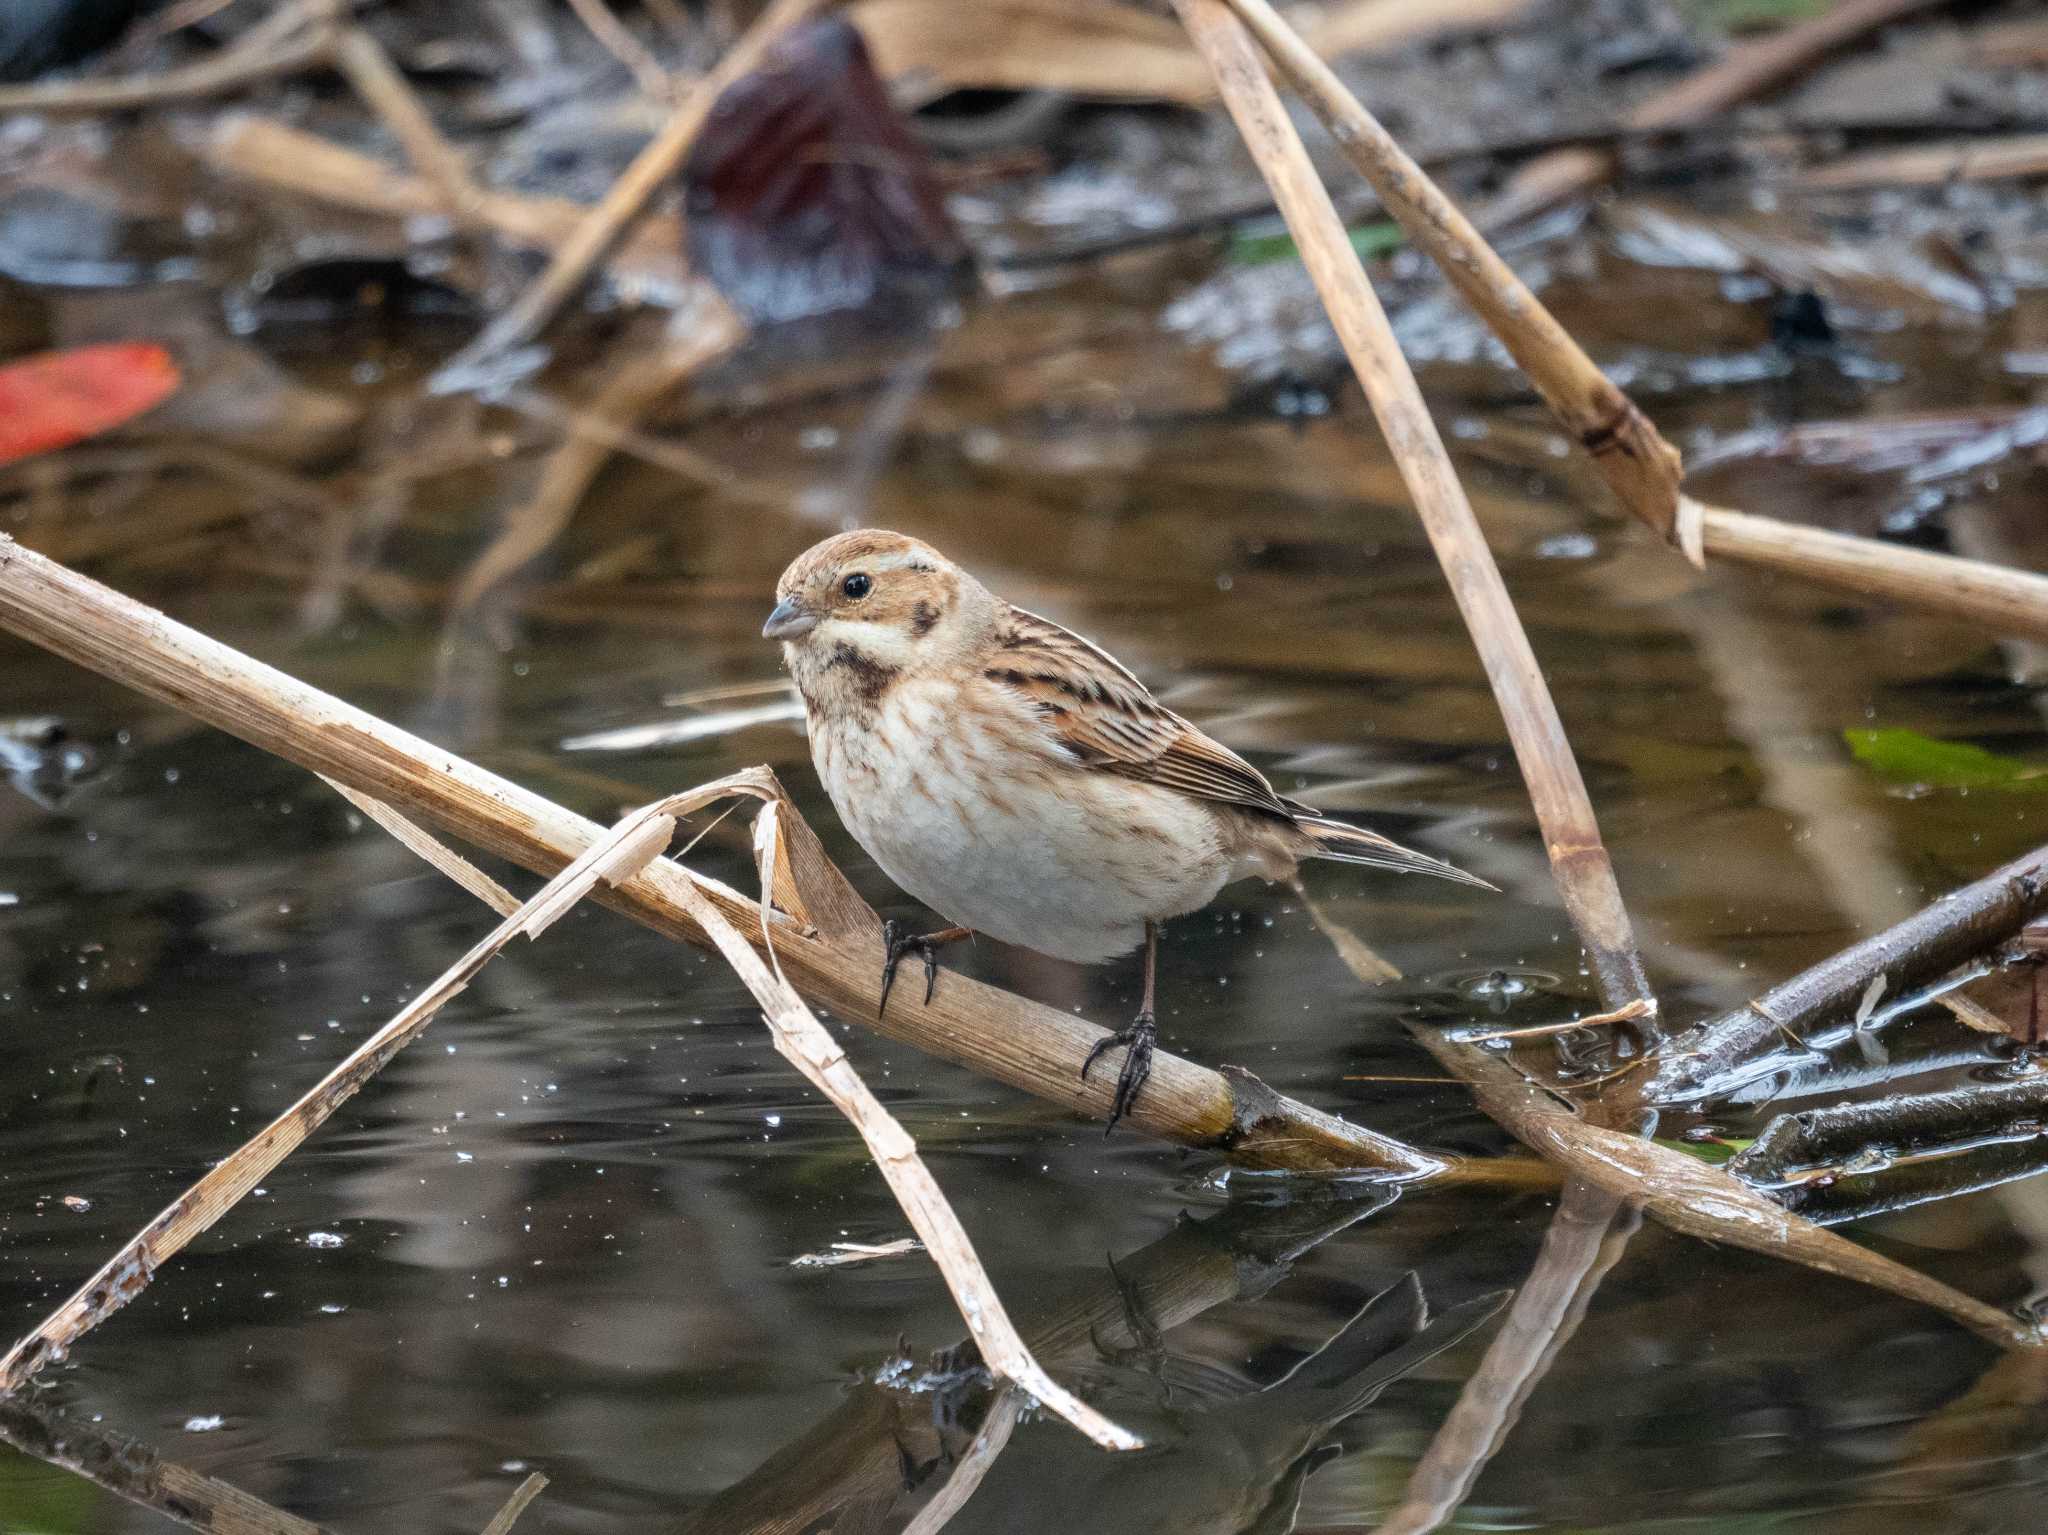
left=764, top=530, right=1491, bottom=1131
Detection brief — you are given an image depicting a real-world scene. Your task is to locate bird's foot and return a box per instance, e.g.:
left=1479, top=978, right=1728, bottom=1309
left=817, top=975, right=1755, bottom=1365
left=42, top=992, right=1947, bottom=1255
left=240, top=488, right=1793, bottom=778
left=1080, top=1010, right=1156, bottom=1136
left=879, top=921, right=954, bottom=1017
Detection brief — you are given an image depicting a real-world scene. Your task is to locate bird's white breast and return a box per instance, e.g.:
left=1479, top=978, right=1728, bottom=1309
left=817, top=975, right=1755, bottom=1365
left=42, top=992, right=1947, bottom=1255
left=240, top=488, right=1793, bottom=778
left=807, top=675, right=1234, bottom=964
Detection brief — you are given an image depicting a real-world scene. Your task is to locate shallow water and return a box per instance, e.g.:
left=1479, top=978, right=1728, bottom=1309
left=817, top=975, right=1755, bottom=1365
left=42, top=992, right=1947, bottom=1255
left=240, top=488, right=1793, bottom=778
left=4, top=183, right=2048, bottom=1534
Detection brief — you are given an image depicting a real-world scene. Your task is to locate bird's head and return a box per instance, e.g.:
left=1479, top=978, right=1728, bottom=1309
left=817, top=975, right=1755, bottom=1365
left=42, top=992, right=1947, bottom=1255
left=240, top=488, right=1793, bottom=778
left=764, top=530, right=989, bottom=701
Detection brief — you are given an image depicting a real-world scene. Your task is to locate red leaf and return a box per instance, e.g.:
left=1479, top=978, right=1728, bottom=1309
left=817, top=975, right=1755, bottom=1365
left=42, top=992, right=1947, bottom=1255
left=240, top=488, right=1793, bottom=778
left=0, top=342, right=180, bottom=466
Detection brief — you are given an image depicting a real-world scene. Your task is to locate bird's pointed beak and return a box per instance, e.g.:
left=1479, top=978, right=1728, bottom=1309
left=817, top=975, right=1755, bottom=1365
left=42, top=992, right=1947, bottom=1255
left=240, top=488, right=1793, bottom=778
left=761, top=596, right=818, bottom=641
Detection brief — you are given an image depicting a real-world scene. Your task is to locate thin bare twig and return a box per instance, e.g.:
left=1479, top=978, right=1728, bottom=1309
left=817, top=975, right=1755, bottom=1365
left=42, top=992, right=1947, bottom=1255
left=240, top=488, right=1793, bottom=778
left=433, top=0, right=830, bottom=389
left=1171, top=0, right=1654, bottom=1021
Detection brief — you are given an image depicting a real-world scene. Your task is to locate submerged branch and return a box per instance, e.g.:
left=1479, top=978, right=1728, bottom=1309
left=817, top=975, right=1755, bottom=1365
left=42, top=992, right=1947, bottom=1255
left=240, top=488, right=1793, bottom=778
left=1400, top=1022, right=2036, bottom=1348
left=0, top=1396, right=327, bottom=1535
left=1649, top=844, right=2048, bottom=1103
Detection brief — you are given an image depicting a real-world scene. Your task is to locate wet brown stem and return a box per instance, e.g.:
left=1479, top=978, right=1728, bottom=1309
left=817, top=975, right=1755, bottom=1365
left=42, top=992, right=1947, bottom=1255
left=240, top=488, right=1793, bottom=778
left=1730, top=1077, right=2048, bottom=1226
left=1649, top=845, right=2048, bottom=1103
left=1172, top=0, right=1654, bottom=1022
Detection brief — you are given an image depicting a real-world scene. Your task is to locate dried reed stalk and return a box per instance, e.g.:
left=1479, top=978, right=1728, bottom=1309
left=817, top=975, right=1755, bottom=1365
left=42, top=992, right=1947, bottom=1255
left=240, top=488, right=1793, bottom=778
left=0, top=766, right=1138, bottom=1449
left=1226, top=0, right=2048, bottom=645
left=1171, top=0, right=1653, bottom=1021
left=0, top=534, right=1447, bottom=1176
left=1696, top=505, right=2048, bottom=646
left=1399, top=1020, right=2036, bottom=1348
left=1795, top=132, right=2048, bottom=190
left=1649, top=843, right=2048, bottom=1103
left=434, top=0, right=831, bottom=386
left=1220, top=0, right=1693, bottom=561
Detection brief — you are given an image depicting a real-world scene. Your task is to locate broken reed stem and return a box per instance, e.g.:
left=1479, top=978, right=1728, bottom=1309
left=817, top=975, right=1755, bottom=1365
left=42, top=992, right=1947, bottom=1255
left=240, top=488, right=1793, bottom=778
left=1226, top=0, right=2048, bottom=649
left=433, top=0, right=830, bottom=386
left=1219, top=0, right=1694, bottom=562
left=1486, top=0, right=1960, bottom=226
left=728, top=804, right=1137, bottom=1450
left=1648, top=843, right=2048, bottom=1103
left=480, top=1473, right=550, bottom=1535
left=0, top=771, right=1138, bottom=1449
left=1696, top=504, right=2048, bottom=646
left=0, top=535, right=1444, bottom=1177
left=1172, top=0, right=1654, bottom=1023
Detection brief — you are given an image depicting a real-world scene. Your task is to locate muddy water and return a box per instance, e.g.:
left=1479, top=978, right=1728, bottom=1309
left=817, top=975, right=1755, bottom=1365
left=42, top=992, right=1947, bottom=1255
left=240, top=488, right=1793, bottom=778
left=4, top=200, right=2048, bottom=1534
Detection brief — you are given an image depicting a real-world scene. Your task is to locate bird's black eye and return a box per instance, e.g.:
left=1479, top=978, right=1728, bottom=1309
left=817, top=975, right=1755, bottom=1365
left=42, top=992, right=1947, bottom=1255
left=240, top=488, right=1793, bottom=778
left=841, top=572, right=872, bottom=600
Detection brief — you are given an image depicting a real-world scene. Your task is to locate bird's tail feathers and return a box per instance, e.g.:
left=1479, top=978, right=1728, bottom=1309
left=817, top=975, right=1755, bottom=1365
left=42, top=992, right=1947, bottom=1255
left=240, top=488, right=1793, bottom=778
left=1297, top=816, right=1496, bottom=891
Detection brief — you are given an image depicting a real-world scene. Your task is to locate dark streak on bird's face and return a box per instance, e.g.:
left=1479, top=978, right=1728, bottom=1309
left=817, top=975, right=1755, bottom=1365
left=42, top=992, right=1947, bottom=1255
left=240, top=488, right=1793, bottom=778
left=764, top=530, right=972, bottom=686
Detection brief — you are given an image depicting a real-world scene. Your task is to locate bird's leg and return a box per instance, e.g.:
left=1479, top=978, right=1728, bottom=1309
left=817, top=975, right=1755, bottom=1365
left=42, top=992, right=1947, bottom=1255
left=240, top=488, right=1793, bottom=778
left=879, top=923, right=973, bottom=1016
left=1081, top=920, right=1159, bottom=1136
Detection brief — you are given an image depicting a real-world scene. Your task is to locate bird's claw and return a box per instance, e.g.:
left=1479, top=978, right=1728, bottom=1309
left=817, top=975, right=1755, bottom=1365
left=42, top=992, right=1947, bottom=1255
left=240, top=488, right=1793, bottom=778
left=1081, top=1011, right=1156, bottom=1136
left=879, top=920, right=944, bottom=1017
